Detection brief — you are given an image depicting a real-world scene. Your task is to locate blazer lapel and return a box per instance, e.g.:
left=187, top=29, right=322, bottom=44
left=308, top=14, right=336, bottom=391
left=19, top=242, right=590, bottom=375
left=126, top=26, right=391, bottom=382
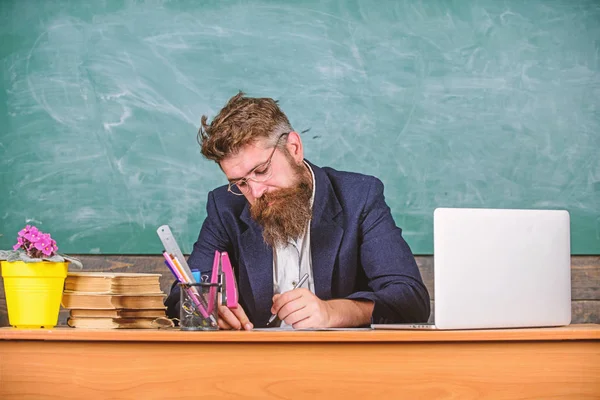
left=307, top=162, right=344, bottom=300
left=239, top=206, right=273, bottom=325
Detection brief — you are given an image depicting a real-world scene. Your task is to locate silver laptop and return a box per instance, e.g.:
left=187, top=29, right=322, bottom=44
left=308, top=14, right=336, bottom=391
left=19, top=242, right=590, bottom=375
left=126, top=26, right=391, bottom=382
left=372, top=208, right=571, bottom=330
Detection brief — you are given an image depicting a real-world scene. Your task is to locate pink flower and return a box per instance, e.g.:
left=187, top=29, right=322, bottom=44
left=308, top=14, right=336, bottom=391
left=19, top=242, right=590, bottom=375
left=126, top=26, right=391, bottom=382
left=17, top=225, right=31, bottom=237
left=34, top=234, right=52, bottom=252
left=12, top=237, right=24, bottom=251
left=23, top=226, right=41, bottom=243
left=13, top=225, right=58, bottom=258
left=41, top=243, right=54, bottom=256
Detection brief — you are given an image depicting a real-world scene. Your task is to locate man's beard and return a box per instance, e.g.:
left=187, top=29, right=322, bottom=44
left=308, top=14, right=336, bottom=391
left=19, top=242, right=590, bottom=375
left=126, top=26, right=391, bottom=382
left=250, top=162, right=313, bottom=247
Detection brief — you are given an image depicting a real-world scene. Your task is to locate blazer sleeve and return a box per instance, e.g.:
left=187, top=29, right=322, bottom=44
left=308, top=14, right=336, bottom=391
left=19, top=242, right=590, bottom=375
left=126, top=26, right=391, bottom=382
left=164, top=190, right=231, bottom=319
left=345, top=178, right=431, bottom=323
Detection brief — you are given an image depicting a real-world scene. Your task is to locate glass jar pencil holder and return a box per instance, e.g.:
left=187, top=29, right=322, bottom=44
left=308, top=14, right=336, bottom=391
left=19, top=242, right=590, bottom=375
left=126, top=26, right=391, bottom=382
left=178, top=282, right=219, bottom=331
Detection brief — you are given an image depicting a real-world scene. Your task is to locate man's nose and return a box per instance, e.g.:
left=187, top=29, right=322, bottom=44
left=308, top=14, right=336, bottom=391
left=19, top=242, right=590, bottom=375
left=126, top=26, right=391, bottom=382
left=247, top=180, right=268, bottom=199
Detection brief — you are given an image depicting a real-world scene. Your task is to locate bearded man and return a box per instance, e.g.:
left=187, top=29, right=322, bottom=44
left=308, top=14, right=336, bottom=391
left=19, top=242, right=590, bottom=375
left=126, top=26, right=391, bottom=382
left=165, top=92, right=430, bottom=330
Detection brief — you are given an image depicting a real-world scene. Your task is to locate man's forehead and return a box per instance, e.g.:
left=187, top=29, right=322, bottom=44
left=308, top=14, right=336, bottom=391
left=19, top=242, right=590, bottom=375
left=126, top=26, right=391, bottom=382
left=220, top=139, right=272, bottom=179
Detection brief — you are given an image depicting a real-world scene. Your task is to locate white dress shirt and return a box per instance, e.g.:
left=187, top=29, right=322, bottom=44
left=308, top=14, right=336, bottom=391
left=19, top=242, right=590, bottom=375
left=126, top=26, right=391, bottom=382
left=272, top=161, right=316, bottom=327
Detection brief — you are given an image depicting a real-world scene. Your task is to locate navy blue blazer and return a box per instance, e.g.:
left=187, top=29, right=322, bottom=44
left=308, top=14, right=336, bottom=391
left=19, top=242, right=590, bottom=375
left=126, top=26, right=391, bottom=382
left=165, top=161, right=430, bottom=327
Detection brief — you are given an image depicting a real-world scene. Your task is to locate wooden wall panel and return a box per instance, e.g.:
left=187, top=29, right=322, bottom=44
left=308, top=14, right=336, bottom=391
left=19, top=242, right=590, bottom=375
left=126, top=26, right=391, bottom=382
left=1, top=255, right=598, bottom=326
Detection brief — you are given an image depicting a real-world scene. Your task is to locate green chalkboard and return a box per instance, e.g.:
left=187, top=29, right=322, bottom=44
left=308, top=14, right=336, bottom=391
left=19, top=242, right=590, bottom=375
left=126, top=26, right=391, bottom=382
left=1, top=0, right=599, bottom=255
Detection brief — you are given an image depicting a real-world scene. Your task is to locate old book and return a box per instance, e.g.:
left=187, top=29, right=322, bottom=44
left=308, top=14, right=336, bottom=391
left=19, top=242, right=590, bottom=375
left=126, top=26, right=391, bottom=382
left=61, top=293, right=167, bottom=310
left=65, top=272, right=162, bottom=294
left=67, top=317, right=158, bottom=329
left=69, top=308, right=166, bottom=318
left=64, top=284, right=162, bottom=294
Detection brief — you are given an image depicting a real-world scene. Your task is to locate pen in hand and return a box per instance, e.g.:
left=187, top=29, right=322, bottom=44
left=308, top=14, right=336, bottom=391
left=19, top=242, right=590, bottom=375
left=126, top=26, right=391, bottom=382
left=266, top=273, right=309, bottom=326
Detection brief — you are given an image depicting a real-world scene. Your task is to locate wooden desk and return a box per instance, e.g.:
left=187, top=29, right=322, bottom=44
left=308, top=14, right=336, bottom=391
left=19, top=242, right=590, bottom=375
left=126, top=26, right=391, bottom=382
left=1, top=325, right=598, bottom=399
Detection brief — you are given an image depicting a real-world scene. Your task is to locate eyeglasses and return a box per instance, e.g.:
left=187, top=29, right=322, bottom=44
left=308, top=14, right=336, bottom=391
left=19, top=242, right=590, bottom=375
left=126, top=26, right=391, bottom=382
left=227, top=133, right=288, bottom=196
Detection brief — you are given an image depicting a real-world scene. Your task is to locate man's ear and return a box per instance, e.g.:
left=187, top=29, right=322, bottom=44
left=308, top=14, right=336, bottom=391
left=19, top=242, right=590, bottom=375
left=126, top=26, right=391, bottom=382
left=285, top=131, right=304, bottom=163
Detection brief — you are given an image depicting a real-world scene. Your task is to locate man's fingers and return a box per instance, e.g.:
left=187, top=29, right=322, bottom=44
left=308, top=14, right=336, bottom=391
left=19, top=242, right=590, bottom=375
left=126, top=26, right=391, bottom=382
left=218, top=317, right=233, bottom=330
left=217, top=305, right=253, bottom=330
left=280, top=301, right=308, bottom=324
left=218, top=305, right=242, bottom=330
left=231, top=305, right=253, bottom=330
left=271, top=288, right=306, bottom=314
left=292, top=315, right=315, bottom=329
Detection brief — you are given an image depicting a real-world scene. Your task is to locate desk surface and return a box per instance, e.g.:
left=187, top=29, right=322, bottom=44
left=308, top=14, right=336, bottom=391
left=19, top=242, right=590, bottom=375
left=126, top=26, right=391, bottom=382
left=2, top=324, right=599, bottom=400
left=1, top=323, right=598, bottom=342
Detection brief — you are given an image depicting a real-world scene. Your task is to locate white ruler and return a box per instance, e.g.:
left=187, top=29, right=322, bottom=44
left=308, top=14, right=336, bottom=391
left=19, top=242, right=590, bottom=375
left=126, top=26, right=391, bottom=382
left=157, top=225, right=196, bottom=283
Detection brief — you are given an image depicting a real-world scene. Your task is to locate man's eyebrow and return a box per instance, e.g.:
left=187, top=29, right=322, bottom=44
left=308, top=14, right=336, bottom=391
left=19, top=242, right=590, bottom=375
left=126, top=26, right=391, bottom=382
left=227, top=159, right=269, bottom=183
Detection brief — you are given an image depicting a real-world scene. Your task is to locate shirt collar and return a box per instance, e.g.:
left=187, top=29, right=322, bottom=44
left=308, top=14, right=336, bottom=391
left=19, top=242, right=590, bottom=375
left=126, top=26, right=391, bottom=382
left=303, top=160, right=316, bottom=209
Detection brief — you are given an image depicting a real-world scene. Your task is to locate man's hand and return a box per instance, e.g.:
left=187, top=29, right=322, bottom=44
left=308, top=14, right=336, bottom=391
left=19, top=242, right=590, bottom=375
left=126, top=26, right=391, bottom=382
left=272, top=289, right=375, bottom=329
left=217, top=304, right=253, bottom=330
left=271, top=288, right=332, bottom=328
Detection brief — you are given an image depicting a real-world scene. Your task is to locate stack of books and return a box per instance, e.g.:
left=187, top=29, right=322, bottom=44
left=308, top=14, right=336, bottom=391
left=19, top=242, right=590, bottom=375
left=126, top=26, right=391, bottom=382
left=61, top=272, right=167, bottom=329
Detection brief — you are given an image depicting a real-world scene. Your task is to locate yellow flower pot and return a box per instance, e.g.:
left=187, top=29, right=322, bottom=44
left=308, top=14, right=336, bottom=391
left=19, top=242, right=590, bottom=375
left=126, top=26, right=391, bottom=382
left=1, top=261, right=68, bottom=329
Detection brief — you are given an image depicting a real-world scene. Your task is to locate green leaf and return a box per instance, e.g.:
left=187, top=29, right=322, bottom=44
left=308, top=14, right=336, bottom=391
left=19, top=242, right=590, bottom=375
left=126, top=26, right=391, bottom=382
left=0, top=250, right=83, bottom=268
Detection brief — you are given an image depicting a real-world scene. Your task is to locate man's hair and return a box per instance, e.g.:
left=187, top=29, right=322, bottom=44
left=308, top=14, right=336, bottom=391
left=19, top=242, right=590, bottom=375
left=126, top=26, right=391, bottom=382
left=198, top=91, right=293, bottom=163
